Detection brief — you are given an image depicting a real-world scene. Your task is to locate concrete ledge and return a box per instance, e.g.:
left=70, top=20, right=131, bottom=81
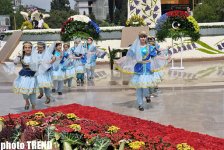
left=173, top=56, right=224, bottom=62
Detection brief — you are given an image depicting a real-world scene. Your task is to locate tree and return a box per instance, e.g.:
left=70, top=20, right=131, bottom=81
left=194, top=0, right=224, bottom=22
left=51, top=0, right=71, bottom=11
left=0, top=0, right=13, bottom=15
left=45, top=10, right=78, bottom=28
left=108, top=0, right=114, bottom=22
left=89, top=12, right=96, bottom=21
left=15, top=5, right=26, bottom=29
left=113, top=0, right=127, bottom=25
left=0, top=0, right=25, bottom=30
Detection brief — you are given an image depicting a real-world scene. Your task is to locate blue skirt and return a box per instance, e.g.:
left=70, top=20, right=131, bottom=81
left=74, top=60, right=85, bottom=74
left=52, top=66, right=65, bottom=81
left=13, top=76, right=38, bottom=95
left=65, top=67, right=76, bottom=79
left=129, top=73, right=157, bottom=88
left=37, top=71, right=53, bottom=88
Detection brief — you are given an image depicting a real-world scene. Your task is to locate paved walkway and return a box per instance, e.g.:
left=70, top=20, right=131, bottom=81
left=0, top=61, right=224, bottom=138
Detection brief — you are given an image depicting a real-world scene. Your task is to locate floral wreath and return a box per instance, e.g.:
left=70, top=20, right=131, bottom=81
left=126, top=15, right=146, bottom=27
left=155, top=10, right=200, bottom=42
left=60, top=15, right=100, bottom=41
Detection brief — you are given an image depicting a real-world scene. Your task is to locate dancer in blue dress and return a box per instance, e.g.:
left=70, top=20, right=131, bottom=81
left=52, top=42, right=65, bottom=95
left=13, top=41, right=38, bottom=110
left=116, top=31, right=158, bottom=111
left=63, top=43, right=76, bottom=89
left=85, top=37, right=97, bottom=80
left=148, top=37, right=170, bottom=100
left=70, top=39, right=87, bottom=86
left=34, top=42, right=54, bottom=104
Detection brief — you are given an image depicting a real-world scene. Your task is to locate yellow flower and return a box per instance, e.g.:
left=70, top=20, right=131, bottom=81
left=0, top=117, right=5, bottom=122
left=26, top=121, right=39, bottom=126
left=187, top=16, right=200, bottom=33
left=21, top=21, right=33, bottom=30
left=68, top=124, right=81, bottom=131
left=35, top=111, right=45, bottom=118
left=128, top=141, right=145, bottom=149
left=177, top=143, right=194, bottom=150
left=66, top=113, right=78, bottom=120
left=126, top=15, right=146, bottom=27
left=107, top=125, right=120, bottom=134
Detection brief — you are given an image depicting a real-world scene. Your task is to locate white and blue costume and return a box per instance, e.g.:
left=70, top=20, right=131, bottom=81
left=117, top=38, right=160, bottom=109
left=13, top=55, right=38, bottom=105
left=31, top=43, right=54, bottom=101
left=70, top=43, right=87, bottom=85
left=52, top=50, right=65, bottom=93
left=85, top=43, right=97, bottom=80
left=63, top=50, right=76, bottom=88
left=36, top=53, right=53, bottom=89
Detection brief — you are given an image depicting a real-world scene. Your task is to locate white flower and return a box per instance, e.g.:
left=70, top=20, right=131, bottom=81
left=68, top=15, right=91, bottom=23
left=132, top=21, right=139, bottom=25
left=100, top=26, right=124, bottom=31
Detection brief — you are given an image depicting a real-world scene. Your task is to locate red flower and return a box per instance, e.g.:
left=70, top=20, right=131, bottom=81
left=2, top=104, right=224, bottom=149
left=167, top=10, right=189, bottom=18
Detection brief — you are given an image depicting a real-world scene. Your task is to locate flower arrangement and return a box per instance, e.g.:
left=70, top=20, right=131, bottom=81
left=155, top=10, right=200, bottom=41
left=0, top=112, right=176, bottom=149
left=60, top=15, right=100, bottom=41
left=1, top=103, right=222, bottom=149
left=21, top=21, right=33, bottom=30
left=126, top=15, right=146, bottom=27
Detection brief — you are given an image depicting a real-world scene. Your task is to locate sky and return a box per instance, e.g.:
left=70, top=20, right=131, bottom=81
left=21, top=0, right=76, bottom=11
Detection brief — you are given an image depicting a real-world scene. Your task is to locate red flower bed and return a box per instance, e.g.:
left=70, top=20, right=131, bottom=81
left=1, top=103, right=224, bottom=150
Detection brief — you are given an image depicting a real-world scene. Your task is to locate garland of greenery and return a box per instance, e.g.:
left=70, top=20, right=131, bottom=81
left=60, top=16, right=100, bottom=41
left=155, top=10, right=200, bottom=42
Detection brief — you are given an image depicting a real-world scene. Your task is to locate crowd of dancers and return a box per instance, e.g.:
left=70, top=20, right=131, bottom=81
left=6, top=30, right=169, bottom=111
left=11, top=37, right=106, bottom=110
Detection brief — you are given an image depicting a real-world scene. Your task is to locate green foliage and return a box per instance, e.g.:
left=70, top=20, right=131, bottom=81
left=113, top=0, right=128, bottom=25
left=195, top=40, right=224, bottom=54
left=0, top=0, right=24, bottom=29
left=89, top=13, right=96, bottom=21
left=196, top=48, right=217, bottom=54
left=14, top=6, right=26, bottom=29
left=61, top=19, right=100, bottom=42
left=12, top=128, right=21, bottom=143
left=108, top=49, right=128, bottom=70
left=0, top=0, right=13, bottom=15
left=45, top=10, right=78, bottom=28
left=196, top=40, right=218, bottom=51
left=45, top=126, right=55, bottom=141
left=51, top=0, right=71, bottom=11
left=194, top=0, right=224, bottom=22
left=92, top=136, right=111, bottom=150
